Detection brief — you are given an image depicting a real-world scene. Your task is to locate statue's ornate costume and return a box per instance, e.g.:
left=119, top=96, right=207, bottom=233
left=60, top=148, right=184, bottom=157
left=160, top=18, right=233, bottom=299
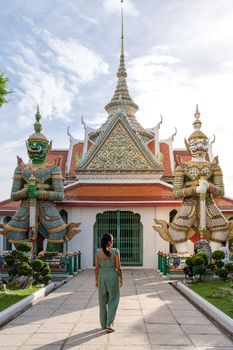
left=1, top=107, right=80, bottom=246
left=6, top=158, right=67, bottom=243
left=154, top=106, right=233, bottom=253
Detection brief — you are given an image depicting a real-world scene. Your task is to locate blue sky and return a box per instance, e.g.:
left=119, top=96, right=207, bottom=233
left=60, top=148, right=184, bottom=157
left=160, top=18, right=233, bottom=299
left=1, top=0, right=233, bottom=200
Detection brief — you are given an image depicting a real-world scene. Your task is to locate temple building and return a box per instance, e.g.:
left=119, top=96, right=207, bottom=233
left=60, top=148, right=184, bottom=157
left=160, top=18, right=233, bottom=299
left=0, top=5, right=233, bottom=268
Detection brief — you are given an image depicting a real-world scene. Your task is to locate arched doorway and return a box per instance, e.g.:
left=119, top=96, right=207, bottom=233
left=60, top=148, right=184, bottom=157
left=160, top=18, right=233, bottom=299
left=93, top=210, right=143, bottom=266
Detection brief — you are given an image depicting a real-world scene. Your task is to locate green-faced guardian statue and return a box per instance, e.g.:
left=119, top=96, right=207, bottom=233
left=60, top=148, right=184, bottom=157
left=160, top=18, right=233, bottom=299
left=2, top=107, right=80, bottom=248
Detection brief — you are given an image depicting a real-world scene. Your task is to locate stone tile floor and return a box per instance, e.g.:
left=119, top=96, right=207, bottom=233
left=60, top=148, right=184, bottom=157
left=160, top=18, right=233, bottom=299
left=0, top=269, right=233, bottom=350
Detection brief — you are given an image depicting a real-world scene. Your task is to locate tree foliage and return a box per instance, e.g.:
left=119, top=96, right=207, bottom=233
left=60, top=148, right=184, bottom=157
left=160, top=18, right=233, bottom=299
left=0, top=71, right=10, bottom=107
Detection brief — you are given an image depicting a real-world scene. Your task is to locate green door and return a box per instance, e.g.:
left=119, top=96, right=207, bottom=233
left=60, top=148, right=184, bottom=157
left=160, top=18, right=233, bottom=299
left=93, top=210, right=143, bottom=266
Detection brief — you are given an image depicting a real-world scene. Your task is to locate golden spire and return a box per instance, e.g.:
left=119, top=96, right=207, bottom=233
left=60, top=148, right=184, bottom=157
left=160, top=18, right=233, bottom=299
left=188, top=105, right=208, bottom=142
left=28, top=106, right=49, bottom=143
left=121, top=0, right=124, bottom=56
left=105, top=0, right=139, bottom=115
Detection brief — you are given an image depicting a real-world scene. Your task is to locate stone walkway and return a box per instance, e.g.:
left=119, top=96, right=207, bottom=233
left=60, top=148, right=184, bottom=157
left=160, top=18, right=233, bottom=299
left=0, top=269, right=233, bottom=350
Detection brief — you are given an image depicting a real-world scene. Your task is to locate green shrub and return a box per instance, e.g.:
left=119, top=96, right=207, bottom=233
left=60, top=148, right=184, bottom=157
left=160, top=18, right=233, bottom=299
left=41, top=267, right=50, bottom=276
left=185, top=257, right=193, bottom=266
left=4, top=255, right=14, bottom=267
left=183, top=265, right=193, bottom=277
left=216, top=268, right=229, bottom=281
left=4, top=243, right=51, bottom=287
left=195, top=252, right=208, bottom=265
left=212, top=250, right=225, bottom=261
left=18, top=262, right=33, bottom=276
left=225, top=263, right=233, bottom=272
left=193, top=256, right=205, bottom=266
left=31, top=259, right=44, bottom=271
left=14, top=242, right=32, bottom=252
left=184, top=253, right=208, bottom=281
left=193, top=265, right=206, bottom=276
left=43, top=274, right=52, bottom=285
left=207, top=263, right=215, bottom=271
left=11, top=250, right=19, bottom=258
left=215, top=261, right=224, bottom=269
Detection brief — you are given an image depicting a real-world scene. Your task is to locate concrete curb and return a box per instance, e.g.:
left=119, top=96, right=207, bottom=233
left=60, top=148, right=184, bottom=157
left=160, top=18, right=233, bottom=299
left=0, top=280, right=65, bottom=327
left=173, top=281, right=233, bottom=338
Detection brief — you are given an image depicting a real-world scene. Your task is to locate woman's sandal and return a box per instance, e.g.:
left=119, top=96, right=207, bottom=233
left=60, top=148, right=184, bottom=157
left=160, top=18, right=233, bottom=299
left=106, top=326, right=115, bottom=333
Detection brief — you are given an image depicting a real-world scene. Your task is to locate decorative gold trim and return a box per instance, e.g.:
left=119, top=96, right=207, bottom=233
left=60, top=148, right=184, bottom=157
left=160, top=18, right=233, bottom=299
left=5, top=224, right=27, bottom=233
left=47, top=238, right=64, bottom=243
left=48, top=224, right=67, bottom=233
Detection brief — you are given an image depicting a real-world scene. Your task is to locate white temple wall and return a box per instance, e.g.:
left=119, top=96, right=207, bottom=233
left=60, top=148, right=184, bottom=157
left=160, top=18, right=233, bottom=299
left=59, top=205, right=174, bottom=269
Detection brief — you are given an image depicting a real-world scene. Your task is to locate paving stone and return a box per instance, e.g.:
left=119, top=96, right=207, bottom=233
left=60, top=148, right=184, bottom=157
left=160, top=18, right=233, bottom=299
left=10, top=316, right=46, bottom=324
left=173, top=316, right=212, bottom=325
left=148, top=333, right=192, bottom=346
left=20, top=346, right=62, bottom=350
left=108, top=333, right=149, bottom=345
left=116, top=308, right=143, bottom=315
left=196, top=347, right=233, bottom=350
left=65, top=329, right=108, bottom=346
left=108, top=347, right=151, bottom=350
left=171, top=310, right=203, bottom=317
left=150, top=347, right=196, bottom=350
left=181, top=324, right=221, bottom=334
left=114, top=315, right=144, bottom=324
left=36, top=322, right=75, bottom=333
left=188, top=334, right=233, bottom=347
left=1, top=323, right=41, bottom=334
left=23, top=333, right=68, bottom=346
left=71, top=323, right=102, bottom=333
left=144, top=314, right=177, bottom=324
left=63, top=345, right=106, bottom=350
left=0, top=334, right=30, bottom=346
left=146, top=323, right=184, bottom=334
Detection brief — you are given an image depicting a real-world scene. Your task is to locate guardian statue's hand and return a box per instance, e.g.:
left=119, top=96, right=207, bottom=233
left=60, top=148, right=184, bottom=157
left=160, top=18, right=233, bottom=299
left=196, top=179, right=209, bottom=194
left=27, top=184, right=39, bottom=198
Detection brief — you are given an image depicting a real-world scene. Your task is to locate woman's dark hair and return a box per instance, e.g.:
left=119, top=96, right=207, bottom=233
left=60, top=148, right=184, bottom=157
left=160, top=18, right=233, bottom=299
left=101, top=233, right=113, bottom=257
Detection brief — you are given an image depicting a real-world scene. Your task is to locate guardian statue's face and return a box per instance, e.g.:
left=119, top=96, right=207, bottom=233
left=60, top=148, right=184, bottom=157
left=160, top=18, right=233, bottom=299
left=26, top=140, right=48, bottom=164
left=189, top=138, right=208, bottom=158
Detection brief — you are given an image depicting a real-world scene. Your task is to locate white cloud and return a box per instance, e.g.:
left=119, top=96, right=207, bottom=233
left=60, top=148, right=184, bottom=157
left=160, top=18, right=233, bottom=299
left=7, top=20, right=109, bottom=127
left=0, top=139, right=25, bottom=154
left=42, top=30, right=109, bottom=82
left=126, top=48, right=233, bottom=197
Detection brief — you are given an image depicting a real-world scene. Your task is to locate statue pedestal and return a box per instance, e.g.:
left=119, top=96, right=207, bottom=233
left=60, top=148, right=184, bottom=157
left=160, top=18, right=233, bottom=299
left=174, top=242, right=190, bottom=257
left=210, top=241, right=222, bottom=251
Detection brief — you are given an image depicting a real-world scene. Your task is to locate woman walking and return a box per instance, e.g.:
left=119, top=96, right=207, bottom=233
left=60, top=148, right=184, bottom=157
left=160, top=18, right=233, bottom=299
left=95, top=233, right=123, bottom=333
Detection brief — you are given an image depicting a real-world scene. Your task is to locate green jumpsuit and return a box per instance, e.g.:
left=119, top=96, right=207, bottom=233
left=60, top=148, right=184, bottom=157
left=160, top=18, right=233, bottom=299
left=97, top=248, right=120, bottom=328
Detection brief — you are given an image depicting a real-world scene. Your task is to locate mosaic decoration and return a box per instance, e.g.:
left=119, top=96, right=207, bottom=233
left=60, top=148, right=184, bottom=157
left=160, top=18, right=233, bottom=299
left=85, top=119, right=160, bottom=171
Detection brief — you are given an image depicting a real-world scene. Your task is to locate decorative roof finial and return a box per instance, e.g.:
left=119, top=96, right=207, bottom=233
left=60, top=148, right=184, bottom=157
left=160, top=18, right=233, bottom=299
left=193, top=104, right=202, bottom=132
left=194, top=104, right=200, bottom=119
left=105, top=0, right=139, bottom=115
left=187, top=105, right=208, bottom=142
left=34, top=105, right=42, bottom=134
left=121, top=0, right=124, bottom=56
left=28, top=106, right=48, bottom=143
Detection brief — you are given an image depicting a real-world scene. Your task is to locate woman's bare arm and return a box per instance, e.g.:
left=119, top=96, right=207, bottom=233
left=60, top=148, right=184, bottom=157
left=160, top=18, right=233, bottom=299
left=115, top=252, right=123, bottom=287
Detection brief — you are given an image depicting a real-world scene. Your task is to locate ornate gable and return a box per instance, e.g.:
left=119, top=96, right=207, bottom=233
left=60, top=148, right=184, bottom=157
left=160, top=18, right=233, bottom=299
left=77, top=110, right=163, bottom=173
